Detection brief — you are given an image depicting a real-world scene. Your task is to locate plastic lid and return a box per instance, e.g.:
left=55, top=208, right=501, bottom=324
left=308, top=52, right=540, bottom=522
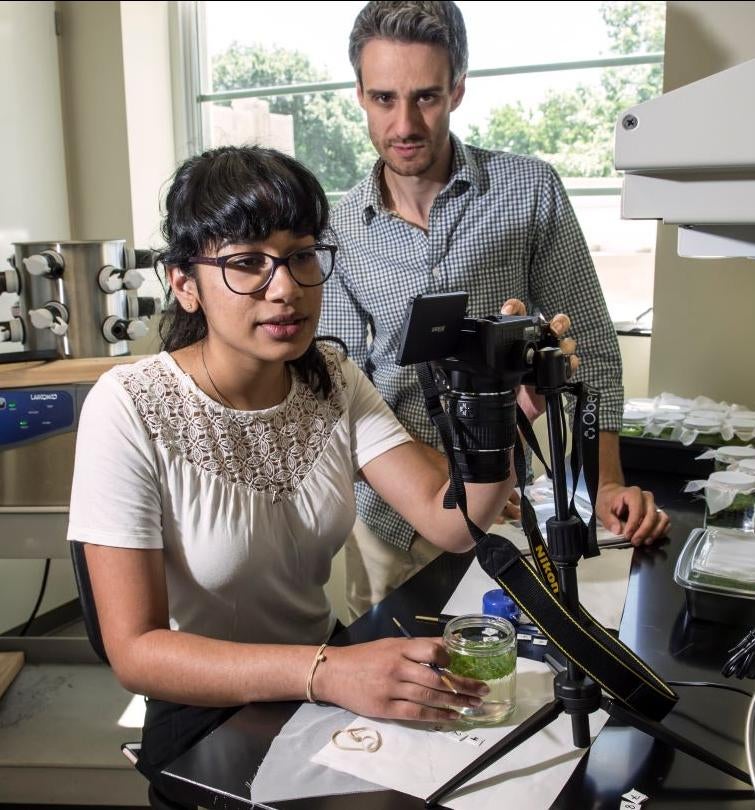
left=674, top=527, right=755, bottom=598
left=708, top=470, right=755, bottom=491
left=729, top=414, right=755, bottom=429
left=652, top=410, right=685, bottom=423
left=625, top=398, right=656, bottom=412
left=716, top=445, right=755, bottom=463
left=730, top=410, right=755, bottom=420
left=622, top=409, right=647, bottom=424
left=482, top=588, right=521, bottom=622
left=657, top=394, right=692, bottom=410
left=738, top=459, right=755, bottom=475
left=684, top=415, right=721, bottom=431
left=689, top=409, right=726, bottom=421
left=656, top=404, right=687, bottom=414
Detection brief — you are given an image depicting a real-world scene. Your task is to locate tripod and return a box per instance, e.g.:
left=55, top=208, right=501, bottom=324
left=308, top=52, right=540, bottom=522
left=426, top=348, right=752, bottom=807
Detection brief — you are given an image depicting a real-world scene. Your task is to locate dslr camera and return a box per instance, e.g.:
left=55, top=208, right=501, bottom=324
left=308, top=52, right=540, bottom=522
left=396, top=292, right=570, bottom=483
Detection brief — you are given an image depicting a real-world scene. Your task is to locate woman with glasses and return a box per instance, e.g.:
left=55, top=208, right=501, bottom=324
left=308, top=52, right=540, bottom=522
left=67, top=145, right=571, bottom=795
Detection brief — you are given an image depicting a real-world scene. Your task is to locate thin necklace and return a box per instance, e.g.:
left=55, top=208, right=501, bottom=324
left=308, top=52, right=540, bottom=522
left=200, top=340, right=238, bottom=410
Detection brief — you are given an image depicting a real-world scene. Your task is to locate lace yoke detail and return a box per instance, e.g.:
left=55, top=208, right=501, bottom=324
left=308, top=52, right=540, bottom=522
left=115, top=348, right=345, bottom=500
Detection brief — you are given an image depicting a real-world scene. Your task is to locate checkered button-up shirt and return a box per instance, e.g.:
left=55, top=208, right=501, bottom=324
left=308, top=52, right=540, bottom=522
left=320, top=134, right=623, bottom=550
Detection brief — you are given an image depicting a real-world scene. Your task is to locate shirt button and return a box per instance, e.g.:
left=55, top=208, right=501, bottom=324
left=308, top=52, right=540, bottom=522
left=432, top=267, right=441, bottom=279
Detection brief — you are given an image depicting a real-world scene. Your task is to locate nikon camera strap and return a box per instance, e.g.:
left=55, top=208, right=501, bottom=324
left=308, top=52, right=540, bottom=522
left=416, top=362, right=678, bottom=722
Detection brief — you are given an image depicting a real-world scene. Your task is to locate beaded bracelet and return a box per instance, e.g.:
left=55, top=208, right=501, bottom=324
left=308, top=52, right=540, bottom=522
left=305, top=643, right=328, bottom=703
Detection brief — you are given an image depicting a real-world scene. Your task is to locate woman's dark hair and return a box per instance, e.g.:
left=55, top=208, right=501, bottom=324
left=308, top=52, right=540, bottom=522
left=156, top=144, right=334, bottom=397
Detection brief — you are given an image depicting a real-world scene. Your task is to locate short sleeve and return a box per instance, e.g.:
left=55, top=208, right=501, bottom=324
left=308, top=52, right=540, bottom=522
left=67, top=371, right=163, bottom=549
left=340, top=357, right=412, bottom=472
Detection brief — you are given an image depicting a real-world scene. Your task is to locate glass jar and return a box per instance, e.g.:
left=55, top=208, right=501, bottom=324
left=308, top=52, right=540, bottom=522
left=713, top=445, right=755, bottom=471
left=682, top=415, right=723, bottom=447
left=443, top=614, right=517, bottom=724
left=650, top=409, right=685, bottom=439
left=620, top=408, right=647, bottom=437
left=704, top=470, right=755, bottom=532
left=728, top=413, right=755, bottom=443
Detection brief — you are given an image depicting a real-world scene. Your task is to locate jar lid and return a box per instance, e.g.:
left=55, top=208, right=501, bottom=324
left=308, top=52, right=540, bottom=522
left=731, top=410, right=755, bottom=420
left=656, top=404, right=687, bottom=414
left=482, top=588, right=521, bottom=622
left=716, top=445, right=755, bottom=463
left=625, top=397, right=656, bottom=412
left=689, top=410, right=724, bottom=421
left=708, top=470, right=755, bottom=491
left=653, top=410, right=685, bottom=423
left=443, top=614, right=515, bottom=656
left=684, top=416, right=721, bottom=431
left=729, top=415, right=755, bottom=429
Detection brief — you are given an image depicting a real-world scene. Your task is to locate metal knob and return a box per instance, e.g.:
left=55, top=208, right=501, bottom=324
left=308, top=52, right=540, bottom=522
left=0, top=318, right=25, bottom=343
left=22, top=251, right=65, bottom=278
left=0, top=268, right=20, bottom=295
left=98, top=266, right=144, bottom=293
left=102, top=315, right=149, bottom=343
left=28, top=302, right=69, bottom=336
left=98, top=265, right=124, bottom=293
left=123, top=269, right=144, bottom=290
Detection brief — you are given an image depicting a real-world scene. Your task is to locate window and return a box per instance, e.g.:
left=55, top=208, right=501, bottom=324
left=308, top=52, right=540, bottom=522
left=187, top=0, right=665, bottom=327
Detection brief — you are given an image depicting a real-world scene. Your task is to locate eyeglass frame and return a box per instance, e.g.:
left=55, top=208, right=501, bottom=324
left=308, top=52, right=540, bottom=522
left=186, top=243, right=337, bottom=295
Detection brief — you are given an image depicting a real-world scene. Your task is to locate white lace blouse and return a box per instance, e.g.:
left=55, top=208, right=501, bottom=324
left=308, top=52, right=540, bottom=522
left=67, top=345, right=411, bottom=645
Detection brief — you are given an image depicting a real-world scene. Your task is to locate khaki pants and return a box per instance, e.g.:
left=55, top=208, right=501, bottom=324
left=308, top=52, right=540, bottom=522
left=345, top=517, right=443, bottom=623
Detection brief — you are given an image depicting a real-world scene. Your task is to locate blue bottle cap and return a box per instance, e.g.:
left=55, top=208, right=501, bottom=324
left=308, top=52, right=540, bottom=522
left=482, top=588, right=521, bottom=623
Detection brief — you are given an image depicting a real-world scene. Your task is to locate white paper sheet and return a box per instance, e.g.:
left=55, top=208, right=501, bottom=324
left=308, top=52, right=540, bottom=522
left=312, top=658, right=608, bottom=810
left=248, top=703, right=382, bottom=805
left=442, top=545, right=634, bottom=630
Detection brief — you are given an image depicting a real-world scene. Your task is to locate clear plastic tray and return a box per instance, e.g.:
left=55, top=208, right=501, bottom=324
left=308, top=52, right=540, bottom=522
left=674, top=527, right=755, bottom=625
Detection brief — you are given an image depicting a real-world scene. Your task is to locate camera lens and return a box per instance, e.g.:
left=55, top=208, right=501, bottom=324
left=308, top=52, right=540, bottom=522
left=443, top=389, right=517, bottom=482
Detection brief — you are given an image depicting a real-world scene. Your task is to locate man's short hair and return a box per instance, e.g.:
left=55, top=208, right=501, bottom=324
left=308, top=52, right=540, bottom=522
left=349, top=1, right=468, bottom=88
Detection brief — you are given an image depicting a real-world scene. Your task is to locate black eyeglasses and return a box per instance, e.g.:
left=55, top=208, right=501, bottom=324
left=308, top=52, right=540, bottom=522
left=187, top=243, right=337, bottom=295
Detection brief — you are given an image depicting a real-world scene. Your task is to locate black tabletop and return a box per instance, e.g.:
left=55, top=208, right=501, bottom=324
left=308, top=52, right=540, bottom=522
left=162, top=470, right=754, bottom=809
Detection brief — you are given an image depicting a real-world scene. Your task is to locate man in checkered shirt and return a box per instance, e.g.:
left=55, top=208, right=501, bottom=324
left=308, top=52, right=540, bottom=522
left=320, top=0, right=670, bottom=621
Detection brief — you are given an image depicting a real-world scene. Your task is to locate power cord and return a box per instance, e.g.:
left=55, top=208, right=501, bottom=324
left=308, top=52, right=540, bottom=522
left=722, top=628, right=755, bottom=680
left=19, top=558, right=51, bottom=636
left=666, top=679, right=752, bottom=699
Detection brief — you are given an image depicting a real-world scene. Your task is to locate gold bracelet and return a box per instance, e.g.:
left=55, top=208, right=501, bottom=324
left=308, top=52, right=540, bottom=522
left=305, top=643, right=328, bottom=703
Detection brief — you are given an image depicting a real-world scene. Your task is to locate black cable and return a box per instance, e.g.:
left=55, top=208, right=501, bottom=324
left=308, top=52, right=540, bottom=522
left=667, top=679, right=753, bottom=699
left=19, top=558, right=51, bottom=636
left=722, top=628, right=755, bottom=679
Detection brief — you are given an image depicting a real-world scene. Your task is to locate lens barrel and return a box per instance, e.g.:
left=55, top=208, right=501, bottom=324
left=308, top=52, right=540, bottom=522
left=443, top=389, right=517, bottom=482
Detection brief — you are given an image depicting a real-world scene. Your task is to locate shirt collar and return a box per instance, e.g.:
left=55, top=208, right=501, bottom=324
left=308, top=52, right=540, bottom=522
left=360, top=132, right=480, bottom=225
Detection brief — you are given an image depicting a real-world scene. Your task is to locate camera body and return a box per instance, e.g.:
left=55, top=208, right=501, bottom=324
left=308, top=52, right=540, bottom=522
left=396, top=291, right=567, bottom=482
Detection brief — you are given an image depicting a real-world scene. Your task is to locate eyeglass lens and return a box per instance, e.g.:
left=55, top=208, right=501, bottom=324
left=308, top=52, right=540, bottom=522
left=223, top=247, right=332, bottom=293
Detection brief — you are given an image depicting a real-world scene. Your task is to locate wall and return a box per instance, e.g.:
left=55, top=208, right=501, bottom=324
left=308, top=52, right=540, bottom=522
left=0, top=1, right=76, bottom=631
left=648, top=2, right=755, bottom=405
left=57, top=0, right=175, bottom=355
left=0, top=1, right=176, bottom=632
left=0, top=1, right=70, bottom=338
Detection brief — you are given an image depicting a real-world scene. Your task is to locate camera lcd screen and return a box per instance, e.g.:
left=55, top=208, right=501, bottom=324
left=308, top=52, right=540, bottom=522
left=395, top=292, right=469, bottom=366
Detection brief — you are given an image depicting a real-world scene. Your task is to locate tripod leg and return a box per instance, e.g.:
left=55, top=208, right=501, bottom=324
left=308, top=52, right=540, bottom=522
left=425, top=699, right=564, bottom=807
left=604, top=697, right=752, bottom=786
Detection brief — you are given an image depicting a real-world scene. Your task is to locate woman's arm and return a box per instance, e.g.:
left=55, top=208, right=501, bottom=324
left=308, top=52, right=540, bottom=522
left=85, top=543, right=487, bottom=718
left=359, top=441, right=514, bottom=552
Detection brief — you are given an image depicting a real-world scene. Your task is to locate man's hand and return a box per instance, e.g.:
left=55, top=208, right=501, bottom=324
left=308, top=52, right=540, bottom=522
left=500, top=299, right=578, bottom=423
left=495, top=490, right=521, bottom=522
left=596, top=482, right=670, bottom=545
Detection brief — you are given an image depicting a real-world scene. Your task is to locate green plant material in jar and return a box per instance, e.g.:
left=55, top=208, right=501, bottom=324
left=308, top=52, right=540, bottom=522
left=447, top=642, right=516, bottom=681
